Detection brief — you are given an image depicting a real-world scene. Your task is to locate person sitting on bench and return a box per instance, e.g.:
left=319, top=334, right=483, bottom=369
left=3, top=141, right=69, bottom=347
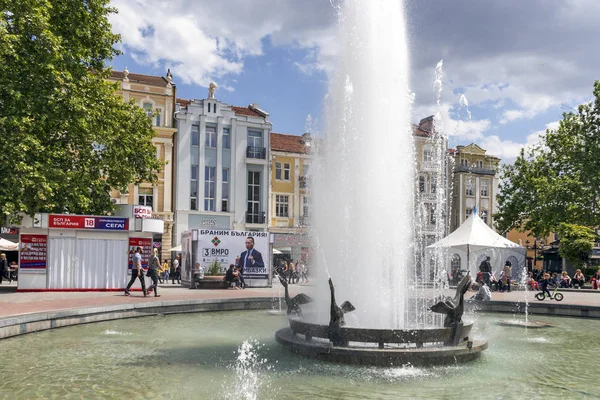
left=225, top=264, right=241, bottom=289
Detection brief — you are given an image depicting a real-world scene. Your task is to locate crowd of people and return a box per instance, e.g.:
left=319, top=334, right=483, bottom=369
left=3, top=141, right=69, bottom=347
left=471, top=255, right=600, bottom=301
left=273, top=259, right=309, bottom=284
left=527, top=268, right=600, bottom=290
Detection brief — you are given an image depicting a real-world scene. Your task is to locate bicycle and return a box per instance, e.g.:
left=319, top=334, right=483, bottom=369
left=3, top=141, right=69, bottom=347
left=535, top=285, right=563, bottom=301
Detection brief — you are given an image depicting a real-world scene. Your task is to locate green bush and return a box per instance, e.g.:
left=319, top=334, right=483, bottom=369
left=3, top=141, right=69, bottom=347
left=206, top=259, right=222, bottom=276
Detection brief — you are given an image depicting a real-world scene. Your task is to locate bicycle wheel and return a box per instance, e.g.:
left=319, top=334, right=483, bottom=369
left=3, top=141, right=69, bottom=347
left=554, top=293, right=564, bottom=301
left=535, top=292, right=545, bottom=301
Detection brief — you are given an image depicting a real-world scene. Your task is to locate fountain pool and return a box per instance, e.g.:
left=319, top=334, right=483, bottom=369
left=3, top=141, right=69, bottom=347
left=1, top=310, right=597, bottom=399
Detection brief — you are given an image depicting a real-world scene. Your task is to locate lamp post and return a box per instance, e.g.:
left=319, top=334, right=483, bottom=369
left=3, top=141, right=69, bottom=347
left=526, top=239, right=545, bottom=273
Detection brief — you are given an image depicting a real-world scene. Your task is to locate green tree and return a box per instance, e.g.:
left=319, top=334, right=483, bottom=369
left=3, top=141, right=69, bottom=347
left=495, top=81, right=600, bottom=237
left=0, top=0, right=163, bottom=223
left=555, top=223, right=596, bottom=268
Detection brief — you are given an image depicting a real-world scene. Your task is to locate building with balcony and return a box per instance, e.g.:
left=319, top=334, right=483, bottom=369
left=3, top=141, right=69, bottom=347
left=109, top=68, right=176, bottom=259
left=413, top=116, right=451, bottom=277
left=173, top=87, right=271, bottom=245
left=449, top=143, right=501, bottom=232
left=269, top=132, right=313, bottom=262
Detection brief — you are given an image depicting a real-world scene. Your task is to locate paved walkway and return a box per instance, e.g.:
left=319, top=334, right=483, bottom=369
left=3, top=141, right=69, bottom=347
left=0, top=281, right=598, bottom=320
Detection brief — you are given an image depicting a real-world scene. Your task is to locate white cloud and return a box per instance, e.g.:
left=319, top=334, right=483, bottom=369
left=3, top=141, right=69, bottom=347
left=109, top=0, right=336, bottom=87
left=479, top=120, right=560, bottom=163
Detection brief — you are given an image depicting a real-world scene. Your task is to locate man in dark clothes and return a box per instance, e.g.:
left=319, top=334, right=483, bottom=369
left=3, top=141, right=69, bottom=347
left=225, top=264, right=241, bottom=289
left=479, top=256, right=492, bottom=287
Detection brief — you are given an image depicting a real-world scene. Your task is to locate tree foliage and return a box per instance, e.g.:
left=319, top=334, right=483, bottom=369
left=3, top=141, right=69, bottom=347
left=555, top=223, right=596, bottom=268
left=495, top=81, right=600, bottom=237
left=0, top=0, right=163, bottom=223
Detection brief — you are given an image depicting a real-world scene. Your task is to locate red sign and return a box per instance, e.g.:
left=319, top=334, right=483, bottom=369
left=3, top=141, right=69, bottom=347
left=133, top=206, right=152, bottom=219
left=48, top=214, right=129, bottom=230
left=20, top=235, right=47, bottom=269
left=128, top=238, right=153, bottom=269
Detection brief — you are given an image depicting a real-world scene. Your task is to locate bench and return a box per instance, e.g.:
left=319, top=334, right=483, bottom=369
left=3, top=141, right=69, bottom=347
left=192, top=274, right=231, bottom=289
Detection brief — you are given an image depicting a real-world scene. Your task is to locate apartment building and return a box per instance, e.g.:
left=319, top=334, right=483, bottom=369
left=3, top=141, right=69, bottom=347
left=449, top=144, right=501, bottom=232
left=109, top=68, right=176, bottom=258
left=269, top=132, right=313, bottom=262
left=173, top=86, right=271, bottom=244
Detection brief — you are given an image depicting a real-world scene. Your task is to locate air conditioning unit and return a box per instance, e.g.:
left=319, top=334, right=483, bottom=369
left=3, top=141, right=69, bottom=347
left=111, top=198, right=121, bottom=205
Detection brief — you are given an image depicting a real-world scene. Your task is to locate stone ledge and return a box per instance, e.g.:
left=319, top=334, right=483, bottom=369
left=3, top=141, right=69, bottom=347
left=466, top=300, right=600, bottom=318
left=0, top=297, right=277, bottom=340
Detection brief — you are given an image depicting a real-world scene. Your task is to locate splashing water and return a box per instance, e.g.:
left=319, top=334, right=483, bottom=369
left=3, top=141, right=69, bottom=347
left=459, top=94, right=471, bottom=121
left=222, top=340, right=271, bottom=400
left=313, top=0, right=413, bottom=328
left=305, top=113, right=313, bottom=134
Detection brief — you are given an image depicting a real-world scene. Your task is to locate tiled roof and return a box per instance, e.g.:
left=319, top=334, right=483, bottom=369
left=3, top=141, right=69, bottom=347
left=413, top=125, right=433, bottom=137
left=270, top=133, right=310, bottom=154
left=176, top=98, right=267, bottom=118
left=111, top=70, right=170, bottom=87
left=231, top=106, right=265, bottom=118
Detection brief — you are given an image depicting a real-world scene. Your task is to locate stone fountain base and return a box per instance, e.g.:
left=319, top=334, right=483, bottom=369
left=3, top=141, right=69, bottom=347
left=275, top=318, right=488, bottom=367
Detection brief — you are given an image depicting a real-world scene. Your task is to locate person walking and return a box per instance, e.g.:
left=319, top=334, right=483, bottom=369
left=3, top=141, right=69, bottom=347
left=479, top=256, right=492, bottom=288
left=162, top=259, right=170, bottom=283
left=146, top=248, right=161, bottom=297
left=125, top=247, right=146, bottom=297
left=0, top=253, right=10, bottom=284
left=171, top=255, right=181, bottom=284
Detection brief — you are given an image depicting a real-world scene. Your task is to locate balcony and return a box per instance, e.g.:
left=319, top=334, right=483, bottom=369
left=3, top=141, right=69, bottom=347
left=453, top=165, right=496, bottom=175
left=299, top=175, right=310, bottom=189
left=246, top=211, right=266, bottom=224
left=420, top=161, right=442, bottom=172
left=299, top=215, right=310, bottom=226
left=246, top=146, right=266, bottom=159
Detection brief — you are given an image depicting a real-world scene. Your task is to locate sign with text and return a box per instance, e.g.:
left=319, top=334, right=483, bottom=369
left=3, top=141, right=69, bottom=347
left=19, top=234, right=47, bottom=269
left=128, top=238, right=152, bottom=269
left=49, top=214, right=129, bottom=230
left=0, top=227, right=19, bottom=235
left=133, top=205, right=152, bottom=219
left=198, top=230, right=270, bottom=281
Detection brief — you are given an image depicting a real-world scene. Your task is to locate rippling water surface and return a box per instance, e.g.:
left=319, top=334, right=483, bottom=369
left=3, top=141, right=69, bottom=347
left=0, top=311, right=597, bottom=399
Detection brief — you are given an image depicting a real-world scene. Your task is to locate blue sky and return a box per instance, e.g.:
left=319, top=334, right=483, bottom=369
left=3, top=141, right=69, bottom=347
left=108, top=0, right=600, bottom=163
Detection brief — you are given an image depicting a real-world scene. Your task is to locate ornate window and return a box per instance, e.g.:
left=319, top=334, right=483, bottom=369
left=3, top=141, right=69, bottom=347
left=276, top=195, right=289, bottom=217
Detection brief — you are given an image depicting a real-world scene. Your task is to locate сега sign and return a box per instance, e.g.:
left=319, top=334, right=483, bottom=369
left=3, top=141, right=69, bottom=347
left=48, top=214, right=129, bottom=231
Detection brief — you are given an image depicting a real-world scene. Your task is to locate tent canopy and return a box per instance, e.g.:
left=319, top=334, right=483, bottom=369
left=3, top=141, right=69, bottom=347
left=168, top=245, right=182, bottom=252
left=0, top=238, right=18, bottom=251
left=427, top=213, right=526, bottom=277
left=428, top=213, right=523, bottom=251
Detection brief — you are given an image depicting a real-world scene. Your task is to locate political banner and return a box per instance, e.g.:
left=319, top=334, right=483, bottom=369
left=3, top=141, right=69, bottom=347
left=198, top=230, right=270, bottom=281
left=19, top=234, right=47, bottom=269
left=128, top=238, right=152, bottom=269
left=49, top=214, right=129, bottom=230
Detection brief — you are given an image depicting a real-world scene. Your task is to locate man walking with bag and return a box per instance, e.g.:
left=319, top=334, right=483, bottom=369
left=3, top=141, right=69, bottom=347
left=125, top=247, right=147, bottom=297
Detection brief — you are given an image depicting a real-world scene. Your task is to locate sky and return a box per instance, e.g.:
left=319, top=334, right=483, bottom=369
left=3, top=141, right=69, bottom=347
left=108, top=0, right=600, bottom=164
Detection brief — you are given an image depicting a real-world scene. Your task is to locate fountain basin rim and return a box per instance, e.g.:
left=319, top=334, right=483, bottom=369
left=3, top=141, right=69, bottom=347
left=288, top=318, right=473, bottom=346
left=276, top=328, right=488, bottom=366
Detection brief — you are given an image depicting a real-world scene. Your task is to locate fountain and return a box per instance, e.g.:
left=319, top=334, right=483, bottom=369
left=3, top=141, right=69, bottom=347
left=274, top=0, right=487, bottom=365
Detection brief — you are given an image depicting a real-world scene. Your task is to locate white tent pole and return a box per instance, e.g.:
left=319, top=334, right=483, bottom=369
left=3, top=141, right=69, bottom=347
left=467, top=244, right=470, bottom=275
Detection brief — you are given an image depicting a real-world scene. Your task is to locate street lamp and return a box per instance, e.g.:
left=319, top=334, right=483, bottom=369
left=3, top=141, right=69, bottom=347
left=526, top=238, right=545, bottom=273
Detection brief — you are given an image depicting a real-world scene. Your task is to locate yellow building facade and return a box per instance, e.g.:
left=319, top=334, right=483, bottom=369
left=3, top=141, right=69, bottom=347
left=109, top=68, right=177, bottom=259
left=269, top=133, right=312, bottom=262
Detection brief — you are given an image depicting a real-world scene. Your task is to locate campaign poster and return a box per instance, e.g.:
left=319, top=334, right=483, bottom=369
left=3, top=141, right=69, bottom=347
left=19, top=234, right=47, bottom=269
left=128, top=238, right=152, bottom=269
left=198, top=230, right=270, bottom=282
left=48, top=214, right=128, bottom=230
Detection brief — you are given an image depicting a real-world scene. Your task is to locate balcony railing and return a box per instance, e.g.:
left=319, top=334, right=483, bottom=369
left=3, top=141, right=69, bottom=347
left=246, top=146, right=266, bottom=159
left=453, top=165, right=496, bottom=175
left=299, top=175, right=310, bottom=188
left=246, top=211, right=266, bottom=224
left=299, top=215, right=310, bottom=226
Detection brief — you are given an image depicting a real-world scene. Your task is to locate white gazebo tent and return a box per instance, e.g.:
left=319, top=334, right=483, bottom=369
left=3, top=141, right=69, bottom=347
left=427, top=213, right=526, bottom=279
